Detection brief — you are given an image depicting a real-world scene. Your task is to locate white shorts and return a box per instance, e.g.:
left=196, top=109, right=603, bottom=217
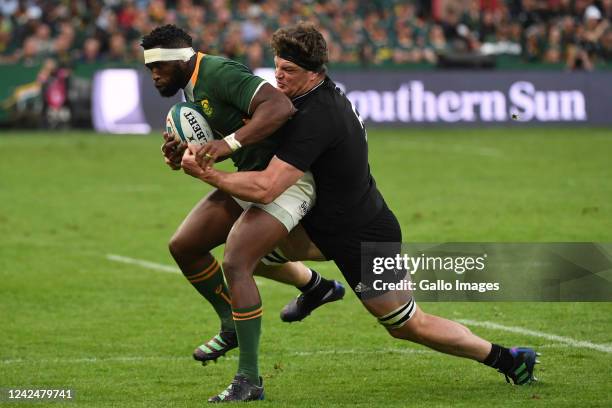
left=232, top=171, right=316, bottom=233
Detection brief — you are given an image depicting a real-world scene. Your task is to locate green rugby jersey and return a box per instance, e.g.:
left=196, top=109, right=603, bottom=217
left=183, top=52, right=282, bottom=171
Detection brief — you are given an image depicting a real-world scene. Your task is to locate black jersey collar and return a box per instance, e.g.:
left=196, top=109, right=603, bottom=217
left=292, top=78, right=326, bottom=102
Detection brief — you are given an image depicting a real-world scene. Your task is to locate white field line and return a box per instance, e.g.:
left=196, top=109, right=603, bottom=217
left=0, top=348, right=432, bottom=365
left=105, top=254, right=267, bottom=286
left=458, top=319, right=612, bottom=354
left=0, top=356, right=191, bottom=365
left=3, top=341, right=593, bottom=366
left=106, top=254, right=180, bottom=274
left=4, top=317, right=607, bottom=366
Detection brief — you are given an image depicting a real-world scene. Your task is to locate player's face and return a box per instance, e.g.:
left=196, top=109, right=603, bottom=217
left=274, top=56, right=315, bottom=98
left=146, top=61, right=184, bottom=97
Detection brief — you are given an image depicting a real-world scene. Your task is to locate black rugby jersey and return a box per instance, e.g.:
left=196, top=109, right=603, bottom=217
left=276, top=77, right=384, bottom=235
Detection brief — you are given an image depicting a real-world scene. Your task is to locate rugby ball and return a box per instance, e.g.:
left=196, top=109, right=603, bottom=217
left=166, top=102, right=214, bottom=145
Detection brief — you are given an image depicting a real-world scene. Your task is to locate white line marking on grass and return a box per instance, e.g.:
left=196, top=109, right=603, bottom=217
left=0, top=348, right=432, bottom=366
left=459, top=319, right=612, bottom=354
left=0, top=356, right=191, bottom=365
left=105, top=254, right=267, bottom=286
left=106, top=254, right=180, bottom=274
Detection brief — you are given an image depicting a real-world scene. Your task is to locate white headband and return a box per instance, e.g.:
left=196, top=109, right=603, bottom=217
left=143, top=47, right=195, bottom=64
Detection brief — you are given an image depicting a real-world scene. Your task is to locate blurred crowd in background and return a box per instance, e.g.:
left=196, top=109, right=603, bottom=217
left=0, top=0, right=611, bottom=70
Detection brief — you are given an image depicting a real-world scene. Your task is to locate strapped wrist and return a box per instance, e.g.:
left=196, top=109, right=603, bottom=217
left=224, top=133, right=242, bottom=152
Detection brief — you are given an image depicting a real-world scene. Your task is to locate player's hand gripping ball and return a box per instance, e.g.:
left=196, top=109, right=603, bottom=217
left=160, top=131, right=184, bottom=170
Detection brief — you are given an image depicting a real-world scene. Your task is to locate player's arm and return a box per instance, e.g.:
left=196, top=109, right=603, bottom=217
left=196, top=84, right=294, bottom=165
left=238, top=83, right=296, bottom=146
left=196, top=60, right=296, bottom=165
left=182, top=152, right=303, bottom=204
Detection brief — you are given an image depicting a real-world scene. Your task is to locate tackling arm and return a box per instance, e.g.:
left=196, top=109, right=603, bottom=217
left=182, top=153, right=304, bottom=204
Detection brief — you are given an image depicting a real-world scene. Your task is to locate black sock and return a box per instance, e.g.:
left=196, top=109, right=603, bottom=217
left=482, top=344, right=514, bottom=373
left=299, top=269, right=334, bottom=299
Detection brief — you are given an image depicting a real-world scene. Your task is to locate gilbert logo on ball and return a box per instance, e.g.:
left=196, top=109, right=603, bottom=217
left=166, top=102, right=214, bottom=145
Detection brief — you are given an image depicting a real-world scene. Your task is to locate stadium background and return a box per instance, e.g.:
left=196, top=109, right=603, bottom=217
left=1, top=1, right=611, bottom=407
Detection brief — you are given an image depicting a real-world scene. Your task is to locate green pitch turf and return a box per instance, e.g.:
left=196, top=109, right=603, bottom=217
left=1, top=128, right=611, bottom=407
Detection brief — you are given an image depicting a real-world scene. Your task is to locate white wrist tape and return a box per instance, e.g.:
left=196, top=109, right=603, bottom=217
left=223, top=133, right=242, bottom=152
left=143, top=47, right=195, bottom=64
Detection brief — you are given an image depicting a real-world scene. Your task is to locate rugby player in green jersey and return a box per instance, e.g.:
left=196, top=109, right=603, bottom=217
left=141, top=25, right=345, bottom=402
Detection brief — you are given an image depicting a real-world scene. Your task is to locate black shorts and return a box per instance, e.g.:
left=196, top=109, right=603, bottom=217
left=304, top=203, right=404, bottom=299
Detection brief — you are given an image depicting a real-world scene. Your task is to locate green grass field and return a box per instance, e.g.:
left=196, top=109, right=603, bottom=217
left=1, top=128, right=611, bottom=407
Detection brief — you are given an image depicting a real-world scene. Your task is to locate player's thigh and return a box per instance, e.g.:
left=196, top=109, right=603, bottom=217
left=172, top=188, right=243, bottom=250
left=225, top=207, right=290, bottom=270
left=278, top=224, right=327, bottom=261
left=332, top=249, right=411, bottom=315
left=335, top=248, right=415, bottom=326
left=335, top=205, right=408, bottom=316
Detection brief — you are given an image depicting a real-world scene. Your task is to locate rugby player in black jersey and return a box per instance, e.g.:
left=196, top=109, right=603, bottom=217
left=181, top=22, right=539, bottom=401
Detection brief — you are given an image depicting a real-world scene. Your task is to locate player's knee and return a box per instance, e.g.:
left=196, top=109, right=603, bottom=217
left=168, top=232, right=188, bottom=260
left=221, top=257, right=238, bottom=281
left=168, top=231, right=207, bottom=263
left=387, top=327, right=407, bottom=340
left=399, top=310, right=425, bottom=335
left=386, top=314, right=425, bottom=342
left=221, top=256, right=255, bottom=285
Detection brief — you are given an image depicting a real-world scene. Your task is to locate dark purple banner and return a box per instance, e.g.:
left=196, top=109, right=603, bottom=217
left=92, top=69, right=612, bottom=133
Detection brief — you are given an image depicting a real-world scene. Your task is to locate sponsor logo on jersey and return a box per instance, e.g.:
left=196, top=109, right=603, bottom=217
left=201, top=99, right=213, bottom=117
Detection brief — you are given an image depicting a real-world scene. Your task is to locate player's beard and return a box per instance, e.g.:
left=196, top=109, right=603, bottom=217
left=156, top=64, right=186, bottom=97
left=157, top=83, right=181, bottom=97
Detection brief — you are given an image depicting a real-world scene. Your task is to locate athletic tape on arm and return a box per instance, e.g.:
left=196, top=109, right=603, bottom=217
left=224, top=133, right=242, bottom=152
